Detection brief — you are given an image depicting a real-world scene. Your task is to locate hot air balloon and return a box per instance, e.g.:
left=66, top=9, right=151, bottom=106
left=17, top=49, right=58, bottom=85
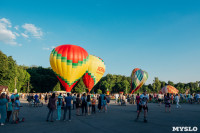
left=160, top=85, right=179, bottom=94
left=131, top=68, right=148, bottom=94
left=82, top=55, right=105, bottom=93
left=50, top=44, right=89, bottom=92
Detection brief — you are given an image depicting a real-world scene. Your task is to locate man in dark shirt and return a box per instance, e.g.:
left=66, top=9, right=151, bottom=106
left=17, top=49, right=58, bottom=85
left=63, top=93, right=72, bottom=121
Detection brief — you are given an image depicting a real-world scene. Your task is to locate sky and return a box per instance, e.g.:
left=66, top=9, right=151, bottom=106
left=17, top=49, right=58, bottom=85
left=0, top=0, right=200, bottom=84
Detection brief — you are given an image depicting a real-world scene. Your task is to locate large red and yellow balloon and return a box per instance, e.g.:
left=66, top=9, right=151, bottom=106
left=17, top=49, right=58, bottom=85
left=82, top=55, right=105, bottom=92
left=160, top=85, right=179, bottom=94
left=131, top=68, right=148, bottom=94
left=50, top=44, right=89, bottom=92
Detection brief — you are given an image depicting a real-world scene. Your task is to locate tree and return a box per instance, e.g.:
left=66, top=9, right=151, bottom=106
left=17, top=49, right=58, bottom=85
left=152, top=77, right=161, bottom=92
left=53, top=82, right=61, bottom=91
left=97, top=89, right=102, bottom=94
left=121, top=80, right=130, bottom=94
left=168, top=81, right=174, bottom=86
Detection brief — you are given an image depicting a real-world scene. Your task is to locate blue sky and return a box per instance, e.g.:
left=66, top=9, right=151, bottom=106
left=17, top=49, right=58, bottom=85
left=0, top=0, right=200, bottom=84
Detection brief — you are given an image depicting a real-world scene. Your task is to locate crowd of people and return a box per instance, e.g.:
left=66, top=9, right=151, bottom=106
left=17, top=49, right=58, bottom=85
left=45, top=93, right=110, bottom=122
left=0, top=91, right=199, bottom=125
left=0, top=93, right=22, bottom=126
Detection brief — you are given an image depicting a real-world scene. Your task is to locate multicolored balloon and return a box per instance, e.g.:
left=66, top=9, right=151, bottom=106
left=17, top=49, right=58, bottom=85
left=50, top=44, right=89, bottom=92
left=160, top=85, right=179, bottom=94
left=131, top=68, right=148, bottom=94
left=82, top=55, right=105, bottom=92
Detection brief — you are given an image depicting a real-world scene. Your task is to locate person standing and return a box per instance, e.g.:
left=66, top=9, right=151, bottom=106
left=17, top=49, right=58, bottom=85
left=164, top=93, right=171, bottom=112
left=76, top=94, right=81, bottom=116
left=6, top=98, right=13, bottom=122
left=12, top=96, right=21, bottom=123
left=175, top=94, right=181, bottom=108
left=103, top=96, right=107, bottom=112
left=91, top=96, right=96, bottom=114
left=0, top=93, right=8, bottom=126
left=115, top=94, right=118, bottom=104
left=72, top=94, right=77, bottom=110
left=81, top=93, right=87, bottom=115
left=98, top=95, right=102, bottom=112
left=45, top=94, right=48, bottom=103
left=56, top=93, right=63, bottom=120
left=158, top=93, right=162, bottom=106
left=197, top=93, right=200, bottom=104
left=135, top=90, right=149, bottom=122
left=63, top=93, right=72, bottom=121
left=46, top=93, right=56, bottom=122
left=10, top=93, right=15, bottom=103
left=87, top=94, right=91, bottom=115
left=136, top=93, right=140, bottom=112
left=171, top=94, right=174, bottom=104
left=34, top=94, right=39, bottom=107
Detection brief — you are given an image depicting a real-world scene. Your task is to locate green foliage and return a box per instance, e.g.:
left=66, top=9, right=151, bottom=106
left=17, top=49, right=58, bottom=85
left=53, top=82, right=61, bottom=91
left=97, top=89, right=102, bottom=94
left=1, top=50, right=200, bottom=94
left=152, top=77, right=161, bottom=92
left=72, top=78, right=86, bottom=93
left=26, top=66, right=58, bottom=93
left=0, top=51, right=31, bottom=93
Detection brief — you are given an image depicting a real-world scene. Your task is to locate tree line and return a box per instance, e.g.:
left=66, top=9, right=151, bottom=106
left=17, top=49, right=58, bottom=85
left=0, top=50, right=199, bottom=94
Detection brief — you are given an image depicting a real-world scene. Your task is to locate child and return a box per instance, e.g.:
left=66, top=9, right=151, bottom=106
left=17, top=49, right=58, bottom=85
left=13, top=97, right=20, bottom=123
left=56, top=94, right=62, bottom=120
left=7, top=98, right=13, bottom=122
left=91, top=96, right=96, bottom=114
left=103, top=97, right=107, bottom=112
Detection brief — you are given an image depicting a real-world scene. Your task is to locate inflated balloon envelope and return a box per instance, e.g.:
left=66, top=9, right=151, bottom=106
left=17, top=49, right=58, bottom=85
left=50, top=44, right=89, bottom=92
left=131, top=68, right=148, bottom=94
left=83, top=55, right=106, bottom=92
left=160, top=85, right=179, bottom=94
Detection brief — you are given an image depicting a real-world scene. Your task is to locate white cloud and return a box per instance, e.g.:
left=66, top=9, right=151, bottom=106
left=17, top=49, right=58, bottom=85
left=42, top=47, right=50, bottom=51
left=14, top=32, right=20, bottom=37
left=0, top=18, right=11, bottom=27
left=0, top=18, right=17, bottom=45
left=14, top=25, right=19, bottom=30
left=0, top=17, right=45, bottom=46
left=22, top=23, right=43, bottom=39
left=51, top=46, right=56, bottom=49
left=21, top=33, right=29, bottom=38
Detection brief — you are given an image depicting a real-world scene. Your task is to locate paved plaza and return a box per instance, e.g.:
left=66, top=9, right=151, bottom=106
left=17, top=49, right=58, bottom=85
left=0, top=100, right=199, bottom=133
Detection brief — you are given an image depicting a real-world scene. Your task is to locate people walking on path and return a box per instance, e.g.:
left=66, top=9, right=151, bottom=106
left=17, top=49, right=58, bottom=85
left=175, top=94, right=181, bottom=108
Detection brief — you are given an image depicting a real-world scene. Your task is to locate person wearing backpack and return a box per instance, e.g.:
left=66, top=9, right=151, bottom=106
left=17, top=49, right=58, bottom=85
left=81, top=93, right=87, bottom=115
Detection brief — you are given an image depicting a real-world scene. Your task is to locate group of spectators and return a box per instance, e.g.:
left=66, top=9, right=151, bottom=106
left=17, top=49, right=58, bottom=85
left=0, top=93, right=22, bottom=126
left=46, top=93, right=111, bottom=122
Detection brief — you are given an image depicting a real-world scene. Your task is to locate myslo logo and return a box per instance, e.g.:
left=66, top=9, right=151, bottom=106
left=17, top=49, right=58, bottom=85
left=172, top=127, right=198, bottom=132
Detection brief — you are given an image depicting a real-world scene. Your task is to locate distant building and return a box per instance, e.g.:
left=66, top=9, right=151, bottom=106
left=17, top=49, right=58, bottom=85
left=0, top=86, right=9, bottom=94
